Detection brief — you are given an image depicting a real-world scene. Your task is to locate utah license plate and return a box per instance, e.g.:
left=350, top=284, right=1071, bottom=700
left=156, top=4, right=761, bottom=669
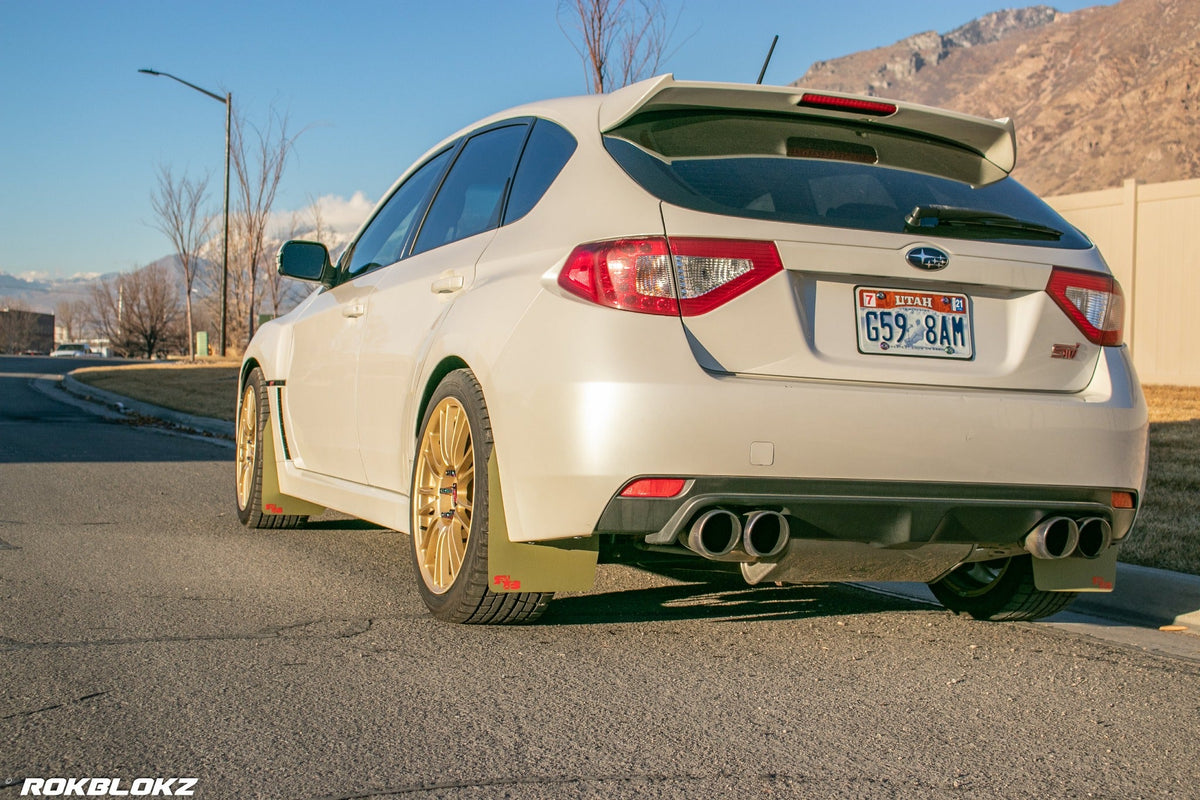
left=855, top=287, right=973, bottom=359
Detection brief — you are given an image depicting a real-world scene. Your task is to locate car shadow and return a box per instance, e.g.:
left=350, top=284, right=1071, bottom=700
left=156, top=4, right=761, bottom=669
left=541, top=552, right=932, bottom=625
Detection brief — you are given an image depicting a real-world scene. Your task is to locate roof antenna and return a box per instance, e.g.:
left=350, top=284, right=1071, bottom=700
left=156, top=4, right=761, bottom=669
left=756, top=35, right=779, bottom=85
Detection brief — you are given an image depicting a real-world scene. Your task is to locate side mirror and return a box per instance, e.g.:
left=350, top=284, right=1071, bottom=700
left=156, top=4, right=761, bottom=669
left=277, top=240, right=334, bottom=286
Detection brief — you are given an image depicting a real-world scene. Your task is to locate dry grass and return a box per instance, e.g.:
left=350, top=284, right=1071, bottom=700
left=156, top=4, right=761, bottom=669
left=68, top=364, right=1200, bottom=574
left=72, top=361, right=240, bottom=422
left=1121, top=385, right=1200, bottom=576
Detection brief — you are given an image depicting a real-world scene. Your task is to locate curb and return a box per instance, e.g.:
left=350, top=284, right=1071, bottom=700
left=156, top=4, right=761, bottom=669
left=52, top=372, right=1200, bottom=633
left=60, top=373, right=235, bottom=441
left=1073, top=562, right=1200, bottom=630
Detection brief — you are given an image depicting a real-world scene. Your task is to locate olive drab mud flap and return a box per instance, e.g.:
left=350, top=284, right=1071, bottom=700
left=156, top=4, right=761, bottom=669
left=258, top=394, right=325, bottom=518
left=487, top=451, right=598, bottom=593
left=1032, top=546, right=1119, bottom=592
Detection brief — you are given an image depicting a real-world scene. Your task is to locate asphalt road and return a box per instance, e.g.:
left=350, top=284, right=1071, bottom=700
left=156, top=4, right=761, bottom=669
left=3, top=355, right=1200, bottom=799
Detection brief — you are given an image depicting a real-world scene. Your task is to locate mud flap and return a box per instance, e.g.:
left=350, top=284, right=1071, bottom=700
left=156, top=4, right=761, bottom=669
left=258, top=400, right=325, bottom=518
left=1032, top=546, right=1118, bottom=592
left=486, top=450, right=597, bottom=593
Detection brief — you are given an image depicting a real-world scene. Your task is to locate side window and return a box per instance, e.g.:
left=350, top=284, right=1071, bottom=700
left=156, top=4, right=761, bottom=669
left=504, top=120, right=577, bottom=224
left=411, top=124, right=528, bottom=256
left=345, top=147, right=453, bottom=277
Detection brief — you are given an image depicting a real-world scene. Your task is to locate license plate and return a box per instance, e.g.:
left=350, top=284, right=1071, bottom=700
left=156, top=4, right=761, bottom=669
left=855, top=287, right=974, bottom=359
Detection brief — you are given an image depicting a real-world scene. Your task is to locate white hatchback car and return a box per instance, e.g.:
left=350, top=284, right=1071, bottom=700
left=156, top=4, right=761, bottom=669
left=237, top=76, right=1147, bottom=624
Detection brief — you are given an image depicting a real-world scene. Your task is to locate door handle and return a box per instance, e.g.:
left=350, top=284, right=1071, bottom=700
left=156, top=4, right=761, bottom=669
left=342, top=303, right=366, bottom=318
left=431, top=274, right=465, bottom=294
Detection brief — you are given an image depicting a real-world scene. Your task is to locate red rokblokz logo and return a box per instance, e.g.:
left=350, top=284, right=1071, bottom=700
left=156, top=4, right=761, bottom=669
left=20, top=778, right=197, bottom=796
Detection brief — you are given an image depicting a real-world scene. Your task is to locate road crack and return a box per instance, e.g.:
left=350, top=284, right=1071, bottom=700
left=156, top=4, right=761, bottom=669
left=2, top=691, right=109, bottom=721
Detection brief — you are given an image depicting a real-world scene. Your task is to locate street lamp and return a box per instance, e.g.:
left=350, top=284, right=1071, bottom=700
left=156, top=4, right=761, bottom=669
left=138, top=68, right=231, bottom=357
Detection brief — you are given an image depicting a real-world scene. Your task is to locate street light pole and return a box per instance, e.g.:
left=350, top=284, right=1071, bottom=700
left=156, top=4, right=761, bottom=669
left=138, top=68, right=232, bottom=357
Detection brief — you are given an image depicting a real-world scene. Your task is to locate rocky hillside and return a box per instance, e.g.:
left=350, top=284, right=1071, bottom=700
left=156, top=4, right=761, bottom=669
left=793, top=0, right=1200, bottom=195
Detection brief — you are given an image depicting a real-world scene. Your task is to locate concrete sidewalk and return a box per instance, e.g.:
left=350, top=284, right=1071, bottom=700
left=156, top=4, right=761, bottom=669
left=57, top=370, right=1200, bottom=633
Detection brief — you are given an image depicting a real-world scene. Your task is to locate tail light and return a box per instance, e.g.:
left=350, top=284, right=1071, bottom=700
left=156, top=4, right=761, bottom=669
left=557, top=237, right=782, bottom=317
left=1045, top=267, right=1125, bottom=347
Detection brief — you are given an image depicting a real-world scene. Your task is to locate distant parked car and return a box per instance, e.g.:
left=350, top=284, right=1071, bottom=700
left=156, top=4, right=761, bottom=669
left=50, top=343, right=93, bottom=357
left=236, top=75, right=1148, bottom=625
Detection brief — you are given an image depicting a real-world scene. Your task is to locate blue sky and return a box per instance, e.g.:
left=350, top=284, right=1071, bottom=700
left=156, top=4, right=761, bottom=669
left=0, top=0, right=1109, bottom=281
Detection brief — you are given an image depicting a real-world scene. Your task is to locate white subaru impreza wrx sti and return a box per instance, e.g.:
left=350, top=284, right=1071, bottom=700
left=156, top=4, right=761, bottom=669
left=236, top=76, right=1148, bottom=624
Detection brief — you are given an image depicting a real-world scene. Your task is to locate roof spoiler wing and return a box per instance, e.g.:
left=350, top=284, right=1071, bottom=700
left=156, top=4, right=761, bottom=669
left=598, top=75, right=1017, bottom=176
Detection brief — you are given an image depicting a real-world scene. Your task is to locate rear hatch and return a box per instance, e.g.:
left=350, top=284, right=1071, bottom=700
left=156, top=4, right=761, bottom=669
left=600, top=81, right=1113, bottom=392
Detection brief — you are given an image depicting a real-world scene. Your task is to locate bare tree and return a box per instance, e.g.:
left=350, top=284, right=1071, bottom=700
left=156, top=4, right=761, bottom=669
left=87, top=277, right=122, bottom=352
left=558, top=0, right=678, bottom=93
left=306, top=194, right=331, bottom=249
left=258, top=211, right=312, bottom=319
left=55, top=299, right=89, bottom=341
left=231, top=107, right=297, bottom=348
left=260, top=228, right=303, bottom=319
left=197, top=219, right=251, bottom=354
left=88, top=264, right=185, bottom=358
left=150, top=166, right=211, bottom=360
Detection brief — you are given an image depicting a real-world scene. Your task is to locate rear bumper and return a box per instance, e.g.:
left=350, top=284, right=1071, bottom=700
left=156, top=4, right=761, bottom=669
left=487, top=294, right=1148, bottom=544
left=597, top=476, right=1137, bottom=549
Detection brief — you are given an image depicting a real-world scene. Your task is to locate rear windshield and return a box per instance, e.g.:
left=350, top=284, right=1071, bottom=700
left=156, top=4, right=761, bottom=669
left=604, top=110, right=1090, bottom=250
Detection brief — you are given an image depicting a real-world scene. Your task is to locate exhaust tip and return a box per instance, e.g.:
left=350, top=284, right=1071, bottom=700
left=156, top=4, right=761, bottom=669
left=1076, top=517, right=1113, bottom=559
left=743, top=510, right=789, bottom=559
left=685, top=509, right=742, bottom=559
left=1025, top=516, right=1079, bottom=560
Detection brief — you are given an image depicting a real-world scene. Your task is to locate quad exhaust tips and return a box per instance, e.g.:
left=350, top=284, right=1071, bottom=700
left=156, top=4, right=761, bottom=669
left=1024, top=516, right=1113, bottom=560
left=683, top=509, right=790, bottom=561
left=685, top=510, right=1112, bottom=563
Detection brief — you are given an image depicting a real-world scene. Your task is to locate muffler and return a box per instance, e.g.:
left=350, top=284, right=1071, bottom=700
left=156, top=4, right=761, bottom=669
left=1024, top=516, right=1079, bottom=560
left=1075, top=517, right=1113, bottom=559
left=684, top=509, right=742, bottom=560
left=742, top=510, right=789, bottom=559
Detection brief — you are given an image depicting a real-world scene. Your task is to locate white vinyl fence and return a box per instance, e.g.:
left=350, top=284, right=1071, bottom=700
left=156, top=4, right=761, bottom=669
left=1048, top=178, right=1200, bottom=387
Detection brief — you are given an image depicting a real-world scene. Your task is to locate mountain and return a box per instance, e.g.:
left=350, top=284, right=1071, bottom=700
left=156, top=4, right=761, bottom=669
left=793, top=0, right=1200, bottom=195
left=0, top=272, right=112, bottom=315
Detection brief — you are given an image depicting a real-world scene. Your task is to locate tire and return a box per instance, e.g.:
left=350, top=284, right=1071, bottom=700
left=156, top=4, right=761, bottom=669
left=410, top=369, right=552, bottom=624
left=235, top=368, right=308, bottom=529
left=929, top=555, right=1077, bottom=622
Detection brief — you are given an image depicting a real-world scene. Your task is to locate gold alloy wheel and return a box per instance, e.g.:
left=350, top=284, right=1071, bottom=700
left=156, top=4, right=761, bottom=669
left=413, top=397, right=476, bottom=594
left=236, top=383, right=258, bottom=511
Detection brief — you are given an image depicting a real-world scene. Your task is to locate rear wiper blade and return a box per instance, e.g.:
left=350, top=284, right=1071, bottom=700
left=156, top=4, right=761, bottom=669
left=905, top=205, right=1063, bottom=240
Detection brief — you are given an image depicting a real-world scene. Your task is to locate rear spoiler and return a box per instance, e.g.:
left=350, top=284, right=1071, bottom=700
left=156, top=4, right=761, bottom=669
left=598, top=74, right=1017, bottom=176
